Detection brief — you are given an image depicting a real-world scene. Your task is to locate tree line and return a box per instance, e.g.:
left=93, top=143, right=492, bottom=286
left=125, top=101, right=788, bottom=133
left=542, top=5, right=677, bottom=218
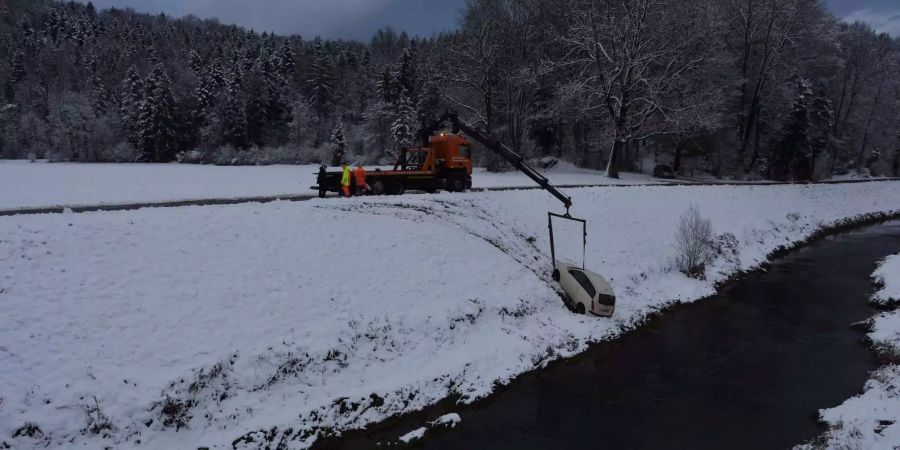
left=1, top=0, right=898, bottom=180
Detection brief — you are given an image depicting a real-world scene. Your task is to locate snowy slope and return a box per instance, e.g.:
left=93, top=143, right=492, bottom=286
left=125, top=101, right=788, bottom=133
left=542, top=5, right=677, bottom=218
left=797, top=253, right=900, bottom=449
left=0, top=160, right=661, bottom=211
left=471, top=162, right=659, bottom=188
left=2, top=182, right=900, bottom=449
left=872, top=255, right=900, bottom=306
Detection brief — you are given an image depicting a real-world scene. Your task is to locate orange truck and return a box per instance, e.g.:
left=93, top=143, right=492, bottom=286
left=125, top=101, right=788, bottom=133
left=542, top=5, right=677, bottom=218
left=313, top=132, right=473, bottom=197
left=314, top=111, right=572, bottom=211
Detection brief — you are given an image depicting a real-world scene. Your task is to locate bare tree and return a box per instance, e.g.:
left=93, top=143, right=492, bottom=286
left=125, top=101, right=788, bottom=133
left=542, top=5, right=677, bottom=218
left=719, top=0, right=814, bottom=173
left=444, top=0, right=504, bottom=170
left=856, top=34, right=896, bottom=170
left=675, top=205, right=714, bottom=278
left=555, top=0, right=711, bottom=178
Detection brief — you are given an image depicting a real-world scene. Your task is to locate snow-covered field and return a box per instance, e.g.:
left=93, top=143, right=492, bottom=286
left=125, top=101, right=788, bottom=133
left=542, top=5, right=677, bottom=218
left=2, top=182, right=900, bottom=449
left=799, top=253, right=900, bottom=449
left=0, top=160, right=660, bottom=211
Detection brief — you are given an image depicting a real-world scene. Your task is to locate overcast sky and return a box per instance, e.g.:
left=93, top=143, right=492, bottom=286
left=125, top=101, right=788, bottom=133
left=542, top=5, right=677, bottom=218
left=77, top=0, right=899, bottom=40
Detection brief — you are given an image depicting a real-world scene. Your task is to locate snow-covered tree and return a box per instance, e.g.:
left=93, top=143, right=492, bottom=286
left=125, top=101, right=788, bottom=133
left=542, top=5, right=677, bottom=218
left=120, top=65, right=143, bottom=147
left=308, top=37, right=335, bottom=120
left=391, top=93, right=417, bottom=149
left=136, top=63, right=178, bottom=162
left=330, top=118, right=346, bottom=165
left=221, top=70, right=247, bottom=149
left=556, top=0, right=711, bottom=178
left=770, top=78, right=811, bottom=181
left=188, top=50, right=204, bottom=74
left=808, top=88, right=835, bottom=181
left=275, top=40, right=296, bottom=76
left=1, top=0, right=898, bottom=174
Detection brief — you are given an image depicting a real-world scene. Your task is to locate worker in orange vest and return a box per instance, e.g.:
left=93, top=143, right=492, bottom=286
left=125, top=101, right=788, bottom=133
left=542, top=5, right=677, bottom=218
left=341, top=163, right=351, bottom=197
left=354, top=163, right=370, bottom=196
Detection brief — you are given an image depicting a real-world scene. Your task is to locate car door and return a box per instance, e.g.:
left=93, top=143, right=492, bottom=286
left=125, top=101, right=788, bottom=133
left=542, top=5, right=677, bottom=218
left=567, top=269, right=597, bottom=307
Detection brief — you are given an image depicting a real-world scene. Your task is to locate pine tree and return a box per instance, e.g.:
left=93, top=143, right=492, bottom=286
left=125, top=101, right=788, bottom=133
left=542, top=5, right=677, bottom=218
left=5, top=50, right=26, bottom=101
left=391, top=93, right=416, bottom=149
left=308, top=37, right=335, bottom=119
left=808, top=88, right=835, bottom=181
left=193, top=75, right=217, bottom=125
left=376, top=68, right=399, bottom=108
left=245, top=62, right=271, bottom=146
left=276, top=40, right=295, bottom=76
left=395, top=44, right=419, bottom=106
left=120, top=65, right=144, bottom=147
left=416, top=70, right=442, bottom=132
left=136, top=63, right=178, bottom=162
left=209, top=60, right=226, bottom=88
left=189, top=50, right=203, bottom=74
left=87, top=51, right=108, bottom=114
left=221, top=70, right=247, bottom=149
left=770, top=78, right=811, bottom=181
left=330, top=118, right=346, bottom=166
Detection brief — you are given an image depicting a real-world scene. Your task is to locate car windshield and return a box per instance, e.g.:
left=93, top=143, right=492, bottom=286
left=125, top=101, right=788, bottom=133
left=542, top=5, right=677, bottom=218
left=568, top=269, right=596, bottom=299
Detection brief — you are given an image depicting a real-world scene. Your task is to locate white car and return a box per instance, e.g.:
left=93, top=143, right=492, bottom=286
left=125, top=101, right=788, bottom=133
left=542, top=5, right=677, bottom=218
left=553, top=263, right=616, bottom=317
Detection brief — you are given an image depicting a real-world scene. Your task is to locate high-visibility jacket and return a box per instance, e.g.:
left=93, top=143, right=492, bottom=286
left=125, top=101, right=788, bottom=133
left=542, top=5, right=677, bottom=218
left=354, top=167, right=366, bottom=186
left=341, top=166, right=351, bottom=186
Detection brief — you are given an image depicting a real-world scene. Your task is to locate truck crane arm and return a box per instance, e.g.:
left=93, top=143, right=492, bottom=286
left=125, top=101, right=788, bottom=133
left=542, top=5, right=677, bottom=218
left=425, top=111, right=573, bottom=213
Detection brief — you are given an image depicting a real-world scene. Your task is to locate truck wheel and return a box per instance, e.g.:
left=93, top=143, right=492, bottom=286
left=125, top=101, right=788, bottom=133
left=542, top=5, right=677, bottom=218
left=448, top=176, right=465, bottom=192
left=387, top=180, right=405, bottom=195
left=371, top=180, right=385, bottom=195
left=575, top=303, right=586, bottom=315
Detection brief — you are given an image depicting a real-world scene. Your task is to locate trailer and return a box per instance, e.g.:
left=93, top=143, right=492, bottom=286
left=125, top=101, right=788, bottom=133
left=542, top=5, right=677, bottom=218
left=313, top=111, right=571, bottom=210
left=313, top=132, right=473, bottom=197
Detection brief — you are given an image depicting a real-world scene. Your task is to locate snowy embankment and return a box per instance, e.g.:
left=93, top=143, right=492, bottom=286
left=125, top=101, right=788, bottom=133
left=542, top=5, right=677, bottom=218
left=2, top=182, right=899, bottom=449
left=0, top=160, right=656, bottom=211
left=799, top=254, right=900, bottom=449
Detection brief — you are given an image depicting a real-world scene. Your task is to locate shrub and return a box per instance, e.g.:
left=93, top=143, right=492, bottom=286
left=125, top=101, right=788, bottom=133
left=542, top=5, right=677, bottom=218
left=212, top=145, right=238, bottom=166
left=675, top=205, right=714, bottom=278
left=176, top=149, right=206, bottom=164
left=102, top=142, right=137, bottom=162
left=82, top=397, right=115, bottom=436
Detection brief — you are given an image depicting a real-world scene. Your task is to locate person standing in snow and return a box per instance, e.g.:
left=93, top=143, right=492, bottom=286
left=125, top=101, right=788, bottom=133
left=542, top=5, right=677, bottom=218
left=341, top=163, right=351, bottom=197
left=317, top=164, right=327, bottom=198
left=354, top=163, right=370, bottom=196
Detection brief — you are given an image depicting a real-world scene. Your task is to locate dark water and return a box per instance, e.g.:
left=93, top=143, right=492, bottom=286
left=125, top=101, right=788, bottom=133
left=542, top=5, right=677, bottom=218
left=333, top=221, right=900, bottom=450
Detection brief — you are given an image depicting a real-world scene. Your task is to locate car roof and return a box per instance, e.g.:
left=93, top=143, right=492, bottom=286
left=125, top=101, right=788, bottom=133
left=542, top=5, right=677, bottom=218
left=557, top=263, right=614, bottom=296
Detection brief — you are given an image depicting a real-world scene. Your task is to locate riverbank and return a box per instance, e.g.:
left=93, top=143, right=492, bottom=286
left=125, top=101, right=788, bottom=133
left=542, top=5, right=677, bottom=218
left=2, top=182, right=900, bottom=449
left=330, top=220, right=900, bottom=449
left=798, top=251, right=900, bottom=449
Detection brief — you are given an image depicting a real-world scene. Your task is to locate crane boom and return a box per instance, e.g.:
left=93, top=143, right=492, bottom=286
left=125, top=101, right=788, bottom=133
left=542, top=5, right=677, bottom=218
left=425, top=111, right=573, bottom=212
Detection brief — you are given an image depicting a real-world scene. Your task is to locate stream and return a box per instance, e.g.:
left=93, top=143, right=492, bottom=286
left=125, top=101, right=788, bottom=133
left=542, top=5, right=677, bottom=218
left=329, top=220, right=900, bottom=449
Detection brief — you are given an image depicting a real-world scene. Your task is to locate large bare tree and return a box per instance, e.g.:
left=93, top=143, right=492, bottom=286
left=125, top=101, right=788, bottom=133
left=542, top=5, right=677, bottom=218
left=720, top=0, right=815, bottom=173
left=555, top=0, right=711, bottom=177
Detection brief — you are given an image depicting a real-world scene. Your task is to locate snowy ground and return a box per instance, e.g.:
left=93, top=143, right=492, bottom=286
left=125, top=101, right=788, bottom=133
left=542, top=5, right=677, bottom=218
left=0, top=160, right=661, bottom=211
left=2, top=182, right=900, bottom=449
left=798, top=253, right=900, bottom=449
left=872, top=255, right=900, bottom=307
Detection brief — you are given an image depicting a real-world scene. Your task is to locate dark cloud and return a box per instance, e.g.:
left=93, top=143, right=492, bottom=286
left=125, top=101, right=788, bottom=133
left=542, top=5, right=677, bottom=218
left=78, top=0, right=899, bottom=39
left=826, top=0, right=900, bottom=36
left=78, top=0, right=465, bottom=40
left=843, top=7, right=900, bottom=36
